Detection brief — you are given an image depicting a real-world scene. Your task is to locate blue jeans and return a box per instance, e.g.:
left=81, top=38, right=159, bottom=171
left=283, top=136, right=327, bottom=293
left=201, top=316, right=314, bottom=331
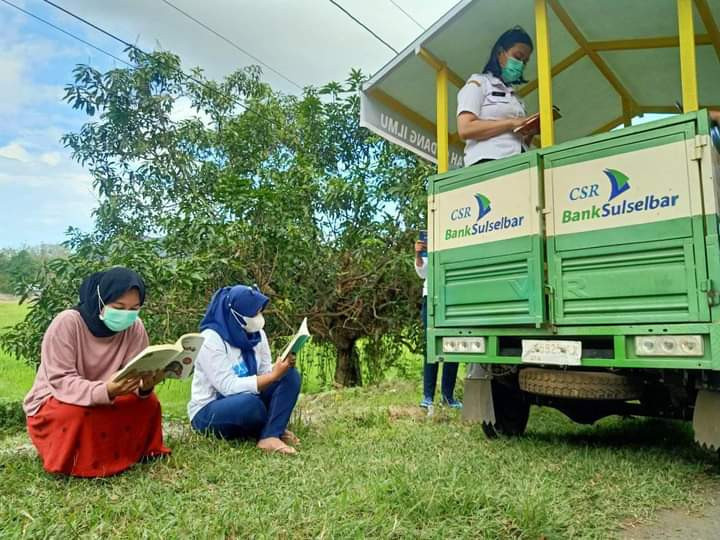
left=422, top=296, right=458, bottom=401
left=191, top=368, right=301, bottom=440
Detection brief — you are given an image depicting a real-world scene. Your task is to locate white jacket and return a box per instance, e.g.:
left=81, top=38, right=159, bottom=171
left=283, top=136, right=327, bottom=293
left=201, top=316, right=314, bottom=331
left=187, top=328, right=273, bottom=421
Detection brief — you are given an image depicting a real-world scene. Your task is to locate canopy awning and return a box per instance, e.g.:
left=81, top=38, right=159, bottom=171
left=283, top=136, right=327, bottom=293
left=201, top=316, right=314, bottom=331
left=360, top=0, right=720, bottom=168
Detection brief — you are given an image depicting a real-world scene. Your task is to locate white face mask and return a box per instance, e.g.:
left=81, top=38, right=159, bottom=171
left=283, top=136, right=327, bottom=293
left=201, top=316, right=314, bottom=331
left=231, top=309, right=265, bottom=333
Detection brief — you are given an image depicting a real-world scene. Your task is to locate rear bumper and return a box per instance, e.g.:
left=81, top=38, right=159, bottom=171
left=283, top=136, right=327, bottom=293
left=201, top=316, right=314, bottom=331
left=428, top=322, right=720, bottom=370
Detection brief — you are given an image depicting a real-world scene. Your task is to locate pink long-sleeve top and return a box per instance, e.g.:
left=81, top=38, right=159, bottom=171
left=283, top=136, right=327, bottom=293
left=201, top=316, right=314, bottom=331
left=23, top=309, right=149, bottom=416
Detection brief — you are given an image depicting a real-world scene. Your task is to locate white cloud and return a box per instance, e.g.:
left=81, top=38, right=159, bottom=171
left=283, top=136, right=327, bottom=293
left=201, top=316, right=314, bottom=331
left=0, top=151, right=97, bottom=247
left=0, top=142, right=32, bottom=162
left=40, top=152, right=62, bottom=166
left=0, top=33, right=80, bottom=119
left=0, top=141, right=67, bottom=169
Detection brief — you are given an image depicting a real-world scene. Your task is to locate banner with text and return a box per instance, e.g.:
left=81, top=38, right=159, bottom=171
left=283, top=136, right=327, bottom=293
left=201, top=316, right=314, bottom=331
left=360, top=92, right=464, bottom=169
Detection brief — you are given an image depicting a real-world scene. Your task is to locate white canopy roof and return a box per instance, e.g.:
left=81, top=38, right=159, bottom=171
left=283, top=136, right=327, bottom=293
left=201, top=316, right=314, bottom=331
left=360, top=0, right=720, bottom=166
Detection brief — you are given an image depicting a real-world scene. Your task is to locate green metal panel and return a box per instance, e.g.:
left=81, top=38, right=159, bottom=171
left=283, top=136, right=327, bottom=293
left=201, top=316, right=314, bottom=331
left=435, top=236, right=545, bottom=326
left=543, top=119, right=710, bottom=325
left=705, top=142, right=720, bottom=321
left=429, top=153, right=546, bottom=327
left=548, top=222, right=708, bottom=324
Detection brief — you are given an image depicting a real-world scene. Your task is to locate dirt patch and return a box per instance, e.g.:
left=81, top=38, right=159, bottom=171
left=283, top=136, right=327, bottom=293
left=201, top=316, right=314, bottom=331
left=621, top=490, right=720, bottom=539
left=0, top=294, right=19, bottom=303
left=387, top=405, right=427, bottom=420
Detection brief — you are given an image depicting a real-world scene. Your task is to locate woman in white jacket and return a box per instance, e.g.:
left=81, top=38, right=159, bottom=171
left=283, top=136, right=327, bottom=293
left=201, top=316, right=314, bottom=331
left=188, top=285, right=301, bottom=455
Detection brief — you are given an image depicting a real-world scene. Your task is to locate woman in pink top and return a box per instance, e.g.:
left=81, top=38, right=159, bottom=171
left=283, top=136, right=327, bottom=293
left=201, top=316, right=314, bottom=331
left=23, top=267, right=170, bottom=477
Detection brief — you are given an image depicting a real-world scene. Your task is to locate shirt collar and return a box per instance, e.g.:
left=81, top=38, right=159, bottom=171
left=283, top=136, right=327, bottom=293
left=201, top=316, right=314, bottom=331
left=487, top=74, right=513, bottom=93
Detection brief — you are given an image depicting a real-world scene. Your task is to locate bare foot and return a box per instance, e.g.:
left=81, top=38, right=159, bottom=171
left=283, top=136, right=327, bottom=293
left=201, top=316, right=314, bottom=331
left=256, top=437, right=297, bottom=455
left=281, top=430, right=301, bottom=446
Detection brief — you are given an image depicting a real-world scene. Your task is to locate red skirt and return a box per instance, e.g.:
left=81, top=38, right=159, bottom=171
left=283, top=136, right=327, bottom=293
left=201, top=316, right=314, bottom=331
left=27, top=393, right=171, bottom=477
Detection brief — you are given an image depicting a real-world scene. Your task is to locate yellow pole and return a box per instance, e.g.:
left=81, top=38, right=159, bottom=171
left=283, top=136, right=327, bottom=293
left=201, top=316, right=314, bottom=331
left=535, top=0, right=554, bottom=147
left=436, top=65, right=449, bottom=173
left=677, top=0, right=699, bottom=112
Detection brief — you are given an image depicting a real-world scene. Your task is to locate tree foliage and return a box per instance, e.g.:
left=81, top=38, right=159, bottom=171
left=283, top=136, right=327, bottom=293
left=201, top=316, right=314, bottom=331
left=1, top=49, right=431, bottom=386
left=0, top=246, right=67, bottom=295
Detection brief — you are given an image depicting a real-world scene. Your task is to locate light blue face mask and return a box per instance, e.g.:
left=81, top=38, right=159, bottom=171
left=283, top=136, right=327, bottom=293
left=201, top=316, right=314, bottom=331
left=98, top=287, right=140, bottom=332
left=501, top=56, right=525, bottom=83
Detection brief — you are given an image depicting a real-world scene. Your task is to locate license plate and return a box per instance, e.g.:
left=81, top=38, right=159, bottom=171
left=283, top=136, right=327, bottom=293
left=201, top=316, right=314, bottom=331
left=521, top=340, right=582, bottom=366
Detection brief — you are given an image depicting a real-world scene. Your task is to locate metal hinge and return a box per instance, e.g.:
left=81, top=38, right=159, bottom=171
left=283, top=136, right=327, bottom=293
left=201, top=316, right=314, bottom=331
left=700, top=279, right=719, bottom=305
left=693, top=134, right=709, bottom=161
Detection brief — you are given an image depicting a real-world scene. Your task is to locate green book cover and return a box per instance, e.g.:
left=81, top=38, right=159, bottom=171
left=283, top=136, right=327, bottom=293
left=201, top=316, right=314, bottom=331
left=280, top=318, right=310, bottom=359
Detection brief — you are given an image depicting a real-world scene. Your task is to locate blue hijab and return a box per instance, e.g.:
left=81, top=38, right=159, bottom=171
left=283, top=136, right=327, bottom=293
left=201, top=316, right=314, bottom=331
left=200, top=285, right=269, bottom=375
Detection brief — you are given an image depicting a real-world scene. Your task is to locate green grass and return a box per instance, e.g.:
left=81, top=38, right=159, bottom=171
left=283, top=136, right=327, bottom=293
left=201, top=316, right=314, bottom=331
left=3, top=301, right=720, bottom=538
left=0, top=301, right=33, bottom=402
left=1, top=381, right=719, bottom=539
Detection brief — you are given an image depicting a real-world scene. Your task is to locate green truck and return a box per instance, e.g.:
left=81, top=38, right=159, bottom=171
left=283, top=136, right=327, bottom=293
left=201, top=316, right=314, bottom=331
left=359, top=0, right=720, bottom=452
left=428, top=112, right=720, bottom=449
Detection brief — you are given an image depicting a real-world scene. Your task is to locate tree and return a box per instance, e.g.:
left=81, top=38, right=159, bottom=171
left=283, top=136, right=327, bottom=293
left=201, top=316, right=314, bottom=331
left=0, top=247, right=62, bottom=295
left=2, top=49, right=431, bottom=386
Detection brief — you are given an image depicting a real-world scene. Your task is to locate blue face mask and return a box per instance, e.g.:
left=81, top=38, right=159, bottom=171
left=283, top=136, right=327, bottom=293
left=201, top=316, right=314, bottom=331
left=98, top=287, right=140, bottom=332
left=501, top=56, right=525, bottom=83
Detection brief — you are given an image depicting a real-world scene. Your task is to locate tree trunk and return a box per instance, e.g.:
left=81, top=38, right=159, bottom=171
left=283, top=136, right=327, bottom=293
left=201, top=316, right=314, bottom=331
left=334, top=340, right=362, bottom=387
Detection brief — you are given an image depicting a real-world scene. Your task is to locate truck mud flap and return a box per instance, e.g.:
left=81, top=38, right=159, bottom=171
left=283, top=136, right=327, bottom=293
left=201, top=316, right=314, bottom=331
left=462, top=373, right=495, bottom=425
left=693, top=389, right=720, bottom=451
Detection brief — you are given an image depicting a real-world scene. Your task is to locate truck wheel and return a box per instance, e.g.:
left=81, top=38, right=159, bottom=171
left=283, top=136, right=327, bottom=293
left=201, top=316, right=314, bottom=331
left=519, top=368, right=641, bottom=400
left=481, top=380, right=530, bottom=438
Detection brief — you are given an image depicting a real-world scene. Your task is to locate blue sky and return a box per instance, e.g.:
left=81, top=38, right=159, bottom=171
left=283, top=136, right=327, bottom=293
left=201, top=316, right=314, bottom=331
left=0, top=2, right=122, bottom=248
left=1, top=0, right=457, bottom=249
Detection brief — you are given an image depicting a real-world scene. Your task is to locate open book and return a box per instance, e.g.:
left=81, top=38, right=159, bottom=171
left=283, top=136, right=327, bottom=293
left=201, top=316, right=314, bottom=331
left=513, top=106, right=562, bottom=133
left=279, top=318, right=311, bottom=360
left=114, top=333, right=205, bottom=382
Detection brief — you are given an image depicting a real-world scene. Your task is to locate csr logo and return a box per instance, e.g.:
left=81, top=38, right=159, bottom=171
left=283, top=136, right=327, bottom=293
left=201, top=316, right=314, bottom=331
left=449, top=193, right=491, bottom=221
left=567, top=169, right=631, bottom=201
left=568, top=184, right=600, bottom=200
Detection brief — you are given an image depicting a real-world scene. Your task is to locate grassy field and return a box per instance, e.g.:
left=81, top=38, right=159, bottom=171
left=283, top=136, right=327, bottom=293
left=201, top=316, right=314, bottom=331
left=1, top=381, right=719, bottom=539
left=0, top=301, right=32, bottom=402
left=2, top=300, right=720, bottom=538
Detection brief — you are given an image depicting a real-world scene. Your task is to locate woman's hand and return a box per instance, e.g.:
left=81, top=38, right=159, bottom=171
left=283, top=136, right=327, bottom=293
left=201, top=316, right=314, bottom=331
left=414, top=240, right=427, bottom=266
left=257, top=354, right=297, bottom=391
left=458, top=112, right=535, bottom=143
left=139, top=369, right=165, bottom=392
left=272, top=355, right=294, bottom=379
left=106, top=372, right=142, bottom=399
left=510, top=116, right=537, bottom=136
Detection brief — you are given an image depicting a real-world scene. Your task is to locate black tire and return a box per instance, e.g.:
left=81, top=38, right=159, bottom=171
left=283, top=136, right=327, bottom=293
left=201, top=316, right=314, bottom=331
left=519, top=368, right=641, bottom=400
left=481, top=380, right=530, bottom=438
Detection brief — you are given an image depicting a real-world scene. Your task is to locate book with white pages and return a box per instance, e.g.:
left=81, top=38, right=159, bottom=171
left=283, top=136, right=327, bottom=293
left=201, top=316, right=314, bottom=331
left=113, top=333, right=205, bottom=382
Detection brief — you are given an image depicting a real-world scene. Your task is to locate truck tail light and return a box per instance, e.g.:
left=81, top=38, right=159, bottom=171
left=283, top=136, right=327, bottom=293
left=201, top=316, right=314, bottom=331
left=634, top=335, right=703, bottom=357
left=442, top=337, right=486, bottom=354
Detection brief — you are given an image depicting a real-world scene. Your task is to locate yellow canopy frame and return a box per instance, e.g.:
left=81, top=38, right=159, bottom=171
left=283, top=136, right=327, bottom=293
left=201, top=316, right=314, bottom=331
left=413, top=0, right=715, bottom=174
